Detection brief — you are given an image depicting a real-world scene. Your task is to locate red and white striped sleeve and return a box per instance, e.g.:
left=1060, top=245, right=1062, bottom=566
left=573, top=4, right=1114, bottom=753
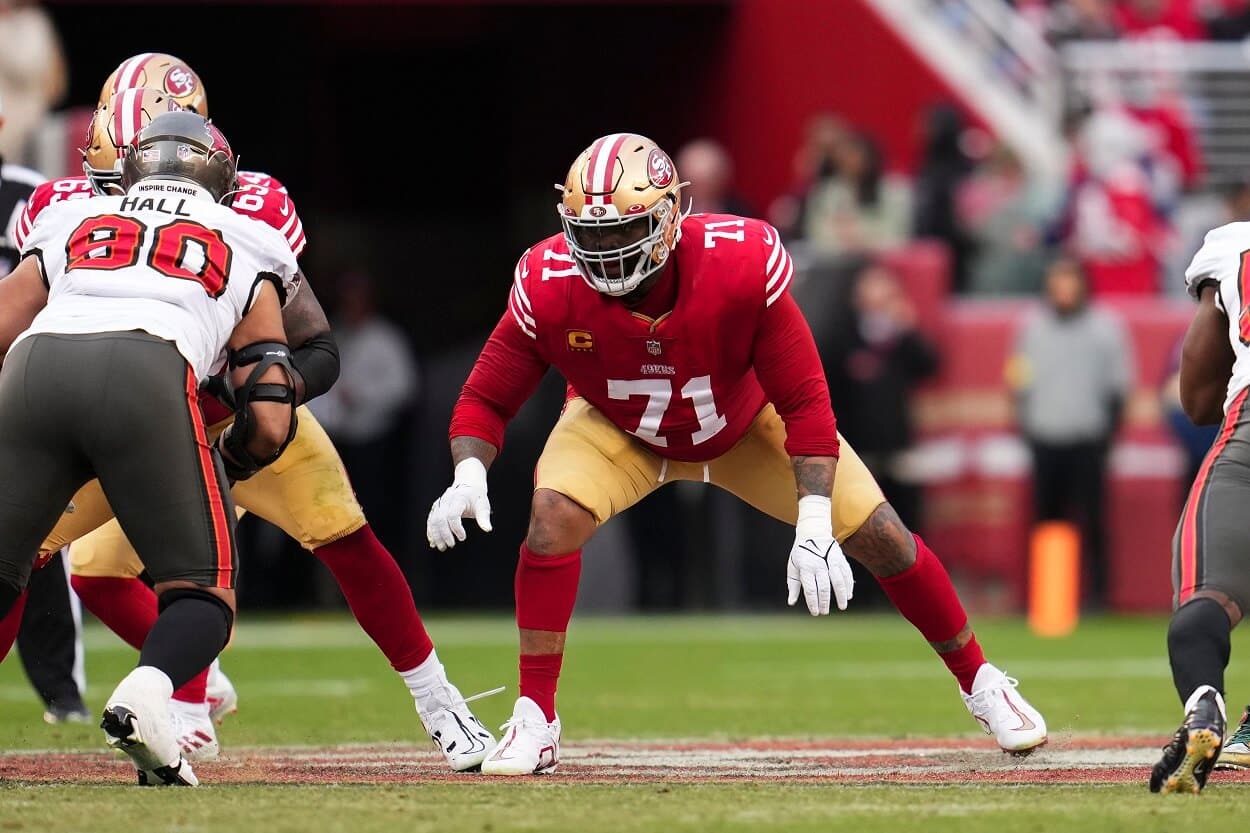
left=230, top=171, right=306, bottom=259
left=507, top=248, right=536, bottom=339
left=761, top=223, right=794, bottom=308
left=15, top=178, right=93, bottom=251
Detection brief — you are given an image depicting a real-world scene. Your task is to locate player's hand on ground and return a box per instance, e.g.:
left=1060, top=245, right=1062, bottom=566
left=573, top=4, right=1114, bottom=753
left=426, top=458, right=492, bottom=551
left=786, top=536, right=854, bottom=615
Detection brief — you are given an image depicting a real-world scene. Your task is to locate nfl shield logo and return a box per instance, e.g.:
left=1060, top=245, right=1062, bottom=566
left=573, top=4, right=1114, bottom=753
left=646, top=339, right=662, bottom=356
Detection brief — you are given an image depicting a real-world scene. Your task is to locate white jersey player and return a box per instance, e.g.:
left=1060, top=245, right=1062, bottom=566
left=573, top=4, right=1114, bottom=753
left=1151, top=221, right=1250, bottom=792
left=19, top=178, right=299, bottom=380
left=1185, top=222, right=1250, bottom=414
left=0, top=110, right=298, bottom=787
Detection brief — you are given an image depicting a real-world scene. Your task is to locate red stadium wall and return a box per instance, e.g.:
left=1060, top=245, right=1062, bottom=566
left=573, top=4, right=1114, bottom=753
left=705, top=0, right=984, bottom=214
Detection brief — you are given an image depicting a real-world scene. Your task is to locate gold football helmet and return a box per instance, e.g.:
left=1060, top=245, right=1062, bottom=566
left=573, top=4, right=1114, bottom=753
left=83, top=88, right=181, bottom=194
left=558, top=133, right=685, bottom=296
left=98, top=52, right=207, bottom=115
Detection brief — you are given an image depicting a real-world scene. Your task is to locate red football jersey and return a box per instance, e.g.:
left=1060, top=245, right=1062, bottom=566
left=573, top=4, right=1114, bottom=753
left=15, top=171, right=306, bottom=258
left=452, top=214, right=838, bottom=463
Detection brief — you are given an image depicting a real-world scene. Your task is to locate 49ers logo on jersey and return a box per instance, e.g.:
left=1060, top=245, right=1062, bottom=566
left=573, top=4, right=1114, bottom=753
left=164, top=65, right=197, bottom=99
left=647, top=149, right=675, bottom=189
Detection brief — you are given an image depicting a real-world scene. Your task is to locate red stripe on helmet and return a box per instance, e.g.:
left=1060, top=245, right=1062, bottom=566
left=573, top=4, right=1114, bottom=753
left=115, top=53, right=154, bottom=94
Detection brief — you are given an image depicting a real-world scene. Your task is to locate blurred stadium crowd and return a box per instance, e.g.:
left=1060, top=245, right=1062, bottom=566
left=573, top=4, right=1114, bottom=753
left=0, top=0, right=1239, bottom=616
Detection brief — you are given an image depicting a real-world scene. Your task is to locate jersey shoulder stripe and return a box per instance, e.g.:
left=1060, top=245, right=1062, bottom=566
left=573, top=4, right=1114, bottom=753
left=508, top=234, right=579, bottom=339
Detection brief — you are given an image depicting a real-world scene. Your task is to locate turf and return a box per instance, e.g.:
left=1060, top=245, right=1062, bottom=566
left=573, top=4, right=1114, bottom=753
left=1, top=783, right=1248, bottom=833
left=1, top=612, right=1246, bottom=831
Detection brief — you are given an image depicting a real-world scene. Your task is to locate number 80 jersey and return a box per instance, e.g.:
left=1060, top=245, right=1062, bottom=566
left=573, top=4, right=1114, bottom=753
left=17, top=186, right=300, bottom=381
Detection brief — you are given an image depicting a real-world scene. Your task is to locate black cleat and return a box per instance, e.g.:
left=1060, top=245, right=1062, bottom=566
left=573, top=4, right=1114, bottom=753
left=1150, top=687, right=1226, bottom=794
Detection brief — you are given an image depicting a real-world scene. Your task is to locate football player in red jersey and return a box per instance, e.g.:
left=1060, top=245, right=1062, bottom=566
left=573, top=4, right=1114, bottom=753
left=428, top=133, right=1048, bottom=775
left=0, top=54, right=497, bottom=773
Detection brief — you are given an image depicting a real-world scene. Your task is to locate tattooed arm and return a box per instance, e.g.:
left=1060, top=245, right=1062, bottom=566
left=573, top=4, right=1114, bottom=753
left=792, top=455, right=836, bottom=500
left=450, top=435, right=499, bottom=470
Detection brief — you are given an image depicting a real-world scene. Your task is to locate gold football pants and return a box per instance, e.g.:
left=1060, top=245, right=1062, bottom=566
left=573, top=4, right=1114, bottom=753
left=534, top=398, right=885, bottom=538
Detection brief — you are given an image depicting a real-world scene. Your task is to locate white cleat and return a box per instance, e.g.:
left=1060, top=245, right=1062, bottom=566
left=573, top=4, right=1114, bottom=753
left=206, top=660, right=238, bottom=725
left=417, top=680, right=498, bottom=772
left=481, top=696, right=561, bottom=776
left=169, top=699, right=220, bottom=762
left=961, top=663, right=1048, bottom=754
left=101, top=667, right=198, bottom=786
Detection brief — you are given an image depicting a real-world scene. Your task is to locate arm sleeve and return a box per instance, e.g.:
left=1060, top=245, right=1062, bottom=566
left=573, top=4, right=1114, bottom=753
left=448, top=310, right=551, bottom=452
left=290, top=330, right=340, bottom=403
left=752, top=291, right=841, bottom=458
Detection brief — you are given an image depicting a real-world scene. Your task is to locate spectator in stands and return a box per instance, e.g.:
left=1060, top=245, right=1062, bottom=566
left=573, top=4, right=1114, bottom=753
left=1116, top=0, right=1205, bottom=39
left=1009, top=256, right=1135, bottom=610
left=308, top=271, right=418, bottom=550
left=824, top=261, right=940, bottom=532
left=675, top=138, right=755, bottom=218
left=1062, top=106, right=1169, bottom=294
left=958, top=142, right=1059, bottom=295
left=912, top=103, right=975, bottom=292
left=0, top=1, right=66, bottom=163
left=801, top=131, right=912, bottom=259
left=1044, top=0, right=1122, bottom=45
left=769, top=112, right=849, bottom=240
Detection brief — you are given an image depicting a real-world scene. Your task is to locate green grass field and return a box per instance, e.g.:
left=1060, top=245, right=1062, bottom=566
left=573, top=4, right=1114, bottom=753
left=2, top=612, right=1247, bottom=831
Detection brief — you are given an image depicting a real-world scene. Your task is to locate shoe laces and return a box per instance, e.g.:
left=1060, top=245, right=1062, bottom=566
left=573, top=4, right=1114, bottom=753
left=1227, top=707, right=1250, bottom=746
left=498, top=714, right=553, bottom=734
left=968, top=674, right=1020, bottom=709
left=427, top=685, right=506, bottom=713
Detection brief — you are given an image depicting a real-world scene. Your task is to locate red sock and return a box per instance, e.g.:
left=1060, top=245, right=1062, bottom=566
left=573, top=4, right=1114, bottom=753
left=516, top=543, right=581, bottom=722
left=0, top=590, right=28, bottom=664
left=71, top=575, right=209, bottom=702
left=877, top=534, right=986, bottom=694
left=71, top=576, right=157, bottom=650
left=314, top=525, right=434, bottom=672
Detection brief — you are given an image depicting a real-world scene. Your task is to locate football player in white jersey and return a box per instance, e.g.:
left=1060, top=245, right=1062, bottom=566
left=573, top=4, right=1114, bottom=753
left=0, top=111, right=299, bottom=786
left=2, top=54, right=497, bottom=772
left=1149, top=222, right=1250, bottom=792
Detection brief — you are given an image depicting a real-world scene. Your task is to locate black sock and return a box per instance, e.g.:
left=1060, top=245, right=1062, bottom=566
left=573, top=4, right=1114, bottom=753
left=138, top=593, right=231, bottom=691
left=1168, top=598, right=1232, bottom=705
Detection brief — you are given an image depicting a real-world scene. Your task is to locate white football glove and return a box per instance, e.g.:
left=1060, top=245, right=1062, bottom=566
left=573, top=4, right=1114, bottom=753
left=786, top=496, right=854, bottom=615
left=426, top=458, right=492, bottom=551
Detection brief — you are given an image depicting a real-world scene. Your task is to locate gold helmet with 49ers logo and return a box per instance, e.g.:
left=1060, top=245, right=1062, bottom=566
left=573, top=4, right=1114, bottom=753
left=98, top=52, right=207, bottom=115
left=83, top=88, right=182, bottom=194
left=558, top=133, right=685, bottom=297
